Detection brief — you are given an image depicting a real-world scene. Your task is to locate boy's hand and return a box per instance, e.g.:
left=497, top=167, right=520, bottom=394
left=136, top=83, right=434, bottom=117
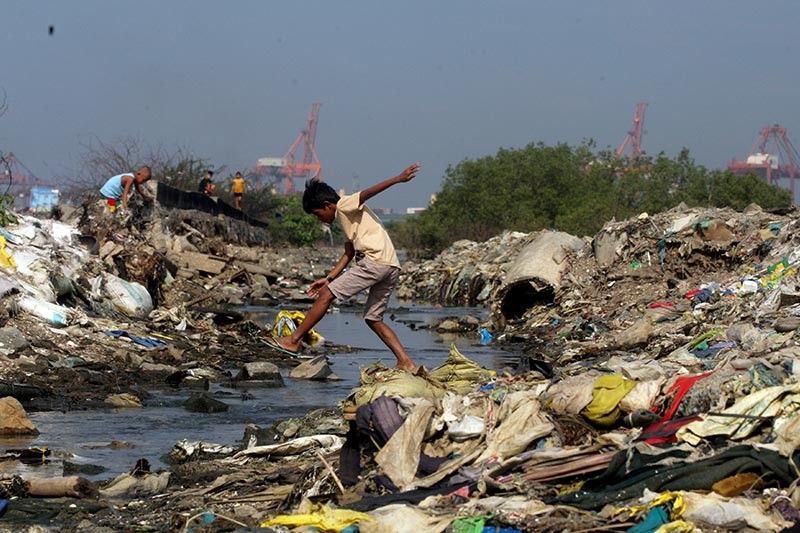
left=308, top=277, right=329, bottom=298
left=397, top=162, right=421, bottom=183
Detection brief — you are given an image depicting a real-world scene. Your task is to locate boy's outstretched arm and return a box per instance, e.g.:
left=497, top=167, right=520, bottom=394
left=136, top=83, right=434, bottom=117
left=358, top=162, right=420, bottom=206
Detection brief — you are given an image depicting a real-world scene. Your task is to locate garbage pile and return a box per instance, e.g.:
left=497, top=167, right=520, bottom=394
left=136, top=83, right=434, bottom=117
left=156, top=335, right=800, bottom=532
left=399, top=203, right=800, bottom=340
left=214, top=201, right=800, bottom=532
left=5, top=197, right=800, bottom=531
left=0, top=190, right=341, bottom=406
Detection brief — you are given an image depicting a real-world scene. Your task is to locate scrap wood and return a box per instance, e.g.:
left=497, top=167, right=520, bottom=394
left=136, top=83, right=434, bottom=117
left=316, top=451, right=345, bottom=494
left=209, top=483, right=294, bottom=503
left=173, top=471, right=252, bottom=497
left=485, top=444, right=608, bottom=480
left=521, top=451, right=617, bottom=482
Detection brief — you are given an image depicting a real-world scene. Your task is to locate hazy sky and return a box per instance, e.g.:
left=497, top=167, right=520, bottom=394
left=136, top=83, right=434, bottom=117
left=2, top=1, right=799, bottom=210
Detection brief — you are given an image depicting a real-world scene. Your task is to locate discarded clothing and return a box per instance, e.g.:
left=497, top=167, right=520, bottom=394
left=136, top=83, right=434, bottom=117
left=375, top=401, right=436, bottom=489
left=655, top=371, right=714, bottom=421
left=340, top=397, right=445, bottom=488
left=581, top=374, right=637, bottom=426
left=627, top=506, right=670, bottom=533
left=555, top=445, right=797, bottom=510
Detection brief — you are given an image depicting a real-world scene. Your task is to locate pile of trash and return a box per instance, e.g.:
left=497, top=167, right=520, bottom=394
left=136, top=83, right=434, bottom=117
left=396, top=231, right=530, bottom=306
left=399, top=203, right=800, bottom=339
left=159, top=334, right=800, bottom=532
left=0, top=189, right=342, bottom=408
left=6, top=195, right=800, bottom=531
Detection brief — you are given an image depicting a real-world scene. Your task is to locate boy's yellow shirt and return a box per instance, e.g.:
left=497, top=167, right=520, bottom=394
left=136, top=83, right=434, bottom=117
left=335, top=193, right=400, bottom=267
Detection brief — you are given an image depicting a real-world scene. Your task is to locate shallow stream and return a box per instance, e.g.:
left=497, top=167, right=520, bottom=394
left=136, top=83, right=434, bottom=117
left=0, top=304, right=507, bottom=481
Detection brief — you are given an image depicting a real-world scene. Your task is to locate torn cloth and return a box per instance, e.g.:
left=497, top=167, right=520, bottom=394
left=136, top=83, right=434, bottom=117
left=554, top=445, right=797, bottom=511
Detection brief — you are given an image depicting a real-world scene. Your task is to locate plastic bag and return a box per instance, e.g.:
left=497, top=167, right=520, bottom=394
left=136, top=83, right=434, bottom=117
left=0, top=236, right=15, bottom=271
left=429, top=344, right=495, bottom=394
left=271, top=309, right=324, bottom=346
left=103, top=273, right=153, bottom=318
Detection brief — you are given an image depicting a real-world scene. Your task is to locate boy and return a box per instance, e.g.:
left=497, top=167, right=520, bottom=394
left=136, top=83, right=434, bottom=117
left=266, top=163, right=420, bottom=370
left=231, top=171, right=245, bottom=209
left=198, top=170, right=216, bottom=196
left=99, top=166, right=153, bottom=212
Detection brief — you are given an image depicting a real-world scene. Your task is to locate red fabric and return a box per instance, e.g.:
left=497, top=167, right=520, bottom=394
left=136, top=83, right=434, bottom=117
left=656, top=371, right=715, bottom=421
left=648, top=301, right=674, bottom=309
left=640, top=415, right=702, bottom=445
left=685, top=289, right=701, bottom=300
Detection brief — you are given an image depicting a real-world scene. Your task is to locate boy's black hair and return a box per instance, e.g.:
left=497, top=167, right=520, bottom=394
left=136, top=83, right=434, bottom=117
left=302, top=178, right=340, bottom=213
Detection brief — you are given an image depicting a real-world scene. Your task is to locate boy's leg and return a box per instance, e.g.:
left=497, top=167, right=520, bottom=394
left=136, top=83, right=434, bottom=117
left=363, top=265, right=416, bottom=370
left=274, top=260, right=376, bottom=352
left=366, top=319, right=415, bottom=370
left=275, top=287, right=335, bottom=352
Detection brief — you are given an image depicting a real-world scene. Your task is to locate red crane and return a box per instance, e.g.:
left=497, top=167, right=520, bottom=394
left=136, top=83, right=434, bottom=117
left=1, top=152, right=31, bottom=191
left=616, top=102, right=648, bottom=159
left=727, top=124, right=800, bottom=204
left=255, top=103, right=323, bottom=194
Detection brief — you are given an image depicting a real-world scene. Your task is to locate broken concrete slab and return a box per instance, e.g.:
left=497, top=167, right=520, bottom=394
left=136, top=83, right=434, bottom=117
left=0, top=326, right=29, bottom=356
left=181, top=252, right=227, bottom=275
left=104, top=393, right=143, bottom=409
left=289, top=356, right=339, bottom=381
left=183, top=392, right=229, bottom=413
left=236, top=362, right=285, bottom=387
left=234, top=260, right=272, bottom=276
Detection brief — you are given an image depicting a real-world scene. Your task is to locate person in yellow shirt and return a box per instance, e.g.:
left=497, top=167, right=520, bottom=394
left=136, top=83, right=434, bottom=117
left=231, top=171, right=245, bottom=210
left=265, top=163, right=421, bottom=370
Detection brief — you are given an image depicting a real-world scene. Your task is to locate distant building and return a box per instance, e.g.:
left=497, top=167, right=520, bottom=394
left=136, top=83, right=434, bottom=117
left=406, top=207, right=426, bottom=215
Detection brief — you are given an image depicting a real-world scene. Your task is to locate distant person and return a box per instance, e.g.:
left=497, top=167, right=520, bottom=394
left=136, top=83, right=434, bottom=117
left=99, top=166, right=153, bottom=213
left=265, top=163, right=421, bottom=371
left=231, top=171, right=245, bottom=209
left=198, top=170, right=216, bottom=196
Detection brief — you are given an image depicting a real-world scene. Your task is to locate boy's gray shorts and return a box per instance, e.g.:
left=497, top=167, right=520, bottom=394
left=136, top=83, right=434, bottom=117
left=328, top=258, right=399, bottom=321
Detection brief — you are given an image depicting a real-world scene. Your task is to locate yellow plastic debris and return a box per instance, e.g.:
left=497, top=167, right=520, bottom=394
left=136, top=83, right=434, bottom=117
left=0, top=236, right=16, bottom=271
left=271, top=309, right=324, bottom=346
left=260, top=504, right=372, bottom=531
left=582, top=374, right=637, bottom=426
left=656, top=520, right=700, bottom=533
left=428, top=343, right=495, bottom=394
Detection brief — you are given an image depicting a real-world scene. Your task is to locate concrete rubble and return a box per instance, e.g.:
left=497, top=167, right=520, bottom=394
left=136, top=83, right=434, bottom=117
left=3, top=197, right=800, bottom=531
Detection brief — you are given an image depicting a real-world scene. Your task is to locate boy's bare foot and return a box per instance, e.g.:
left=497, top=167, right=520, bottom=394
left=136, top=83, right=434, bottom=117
left=275, top=337, right=300, bottom=352
left=395, top=361, right=416, bottom=372
left=275, top=336, right=301, bottom=352
left=264, top=335, right=302, bottom=355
